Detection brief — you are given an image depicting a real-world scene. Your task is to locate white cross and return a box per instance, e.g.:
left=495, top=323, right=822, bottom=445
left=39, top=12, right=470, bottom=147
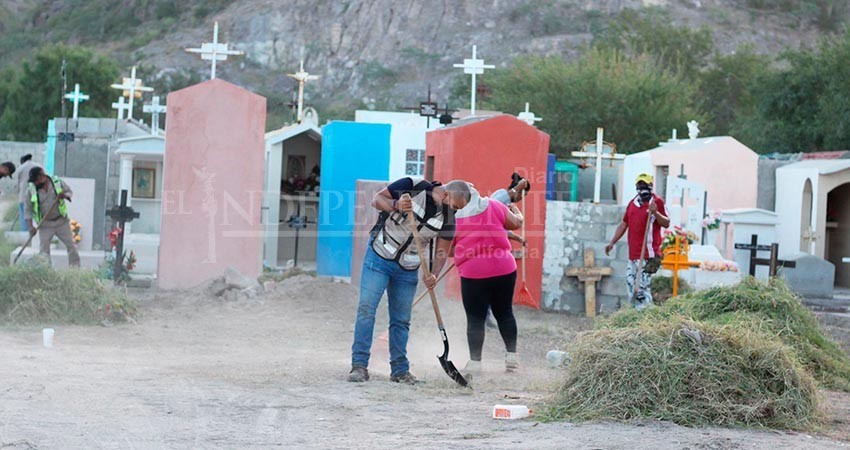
left=64, top=83, right=89, bottom=121
left=286, top=59, right=319, bottom=124
left=110, top=66, right=153, bottom=120
left=185, top=21, right=244, bottom=80
left=111, top=96, right=130, bottom=120
left=517, top=102, right=542, bottom=126
left=571, top=127, right=625, bottom=203
left=453, top=45, right=495, bottom=117
left=143, top=95, right=167, bottom=134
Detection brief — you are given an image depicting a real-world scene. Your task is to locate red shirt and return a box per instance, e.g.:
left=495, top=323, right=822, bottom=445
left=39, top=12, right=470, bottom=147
left=623, top=194, right=667, bottom=260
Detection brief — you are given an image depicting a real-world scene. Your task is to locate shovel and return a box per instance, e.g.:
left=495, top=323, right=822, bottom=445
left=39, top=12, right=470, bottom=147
left=404, top=195, right=468, bottom=388
left=376, top=263, right=454, bottom=343
left=13, top=199, right=60, bottom=265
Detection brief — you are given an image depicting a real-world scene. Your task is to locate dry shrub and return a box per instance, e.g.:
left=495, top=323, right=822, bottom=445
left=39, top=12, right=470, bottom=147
left=547, top=317, right=823, bottom=430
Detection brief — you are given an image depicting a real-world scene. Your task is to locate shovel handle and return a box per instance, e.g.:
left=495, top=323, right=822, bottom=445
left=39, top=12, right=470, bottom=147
left=633, top=197, right=654, bottom=295
left=13, top=199, right=61, bottom=265
left=403, top=194, right=445, bottom=328
left=412, top=263, right=454, bottom=308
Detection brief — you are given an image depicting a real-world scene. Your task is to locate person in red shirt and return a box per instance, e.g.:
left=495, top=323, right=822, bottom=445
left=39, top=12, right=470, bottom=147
left=605, top=173, right=670, bottom=309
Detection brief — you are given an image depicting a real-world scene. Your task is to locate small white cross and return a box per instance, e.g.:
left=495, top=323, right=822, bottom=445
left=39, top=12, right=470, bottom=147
left=143, top=95, right=167, bottom=134
left=111, top=96, right=130, bottom=120
left=110, top=66, right=153, bottom=120
left=286, top=59, right=319, bottom=124
left=185, top=21, right=244, bottom=80
left=517, top=102, right=542, bottom=126
left=571, top=127, right=625, bottom=203
left=453, top=45, right=495, bottom=117
left=64, top=83, right=89, bottom=121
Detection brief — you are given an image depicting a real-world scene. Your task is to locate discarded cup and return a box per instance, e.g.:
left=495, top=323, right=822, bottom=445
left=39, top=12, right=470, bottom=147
left=493, top=404, right=532, bottom=420
left=546, top=350, right=570, bottom=368
left=42, top=328, right=55, bottom=348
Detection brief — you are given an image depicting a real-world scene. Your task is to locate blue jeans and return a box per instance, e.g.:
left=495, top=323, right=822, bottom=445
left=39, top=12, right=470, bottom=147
left=18, top=203, right=27, bottom=231
left=351, top=244, right=419, bottom=376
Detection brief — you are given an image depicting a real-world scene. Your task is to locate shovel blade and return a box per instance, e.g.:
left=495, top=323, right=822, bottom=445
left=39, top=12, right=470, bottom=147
left=437, top=329, right=469, bottom=387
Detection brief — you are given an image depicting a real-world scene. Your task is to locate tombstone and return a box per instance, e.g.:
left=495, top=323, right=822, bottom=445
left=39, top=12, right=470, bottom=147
left=720, top=208, right=778, bottom=280
left=426, top=114, right=549, bottom=307
left=62, top=177, right=96, bottom=251
left=666, top=175, right=705, bottom=236
left=317, top=122, right=390, bottom=277
left=158, top=79, right=266, bottom=289
left=682, top=244, right=743, bottom=290
left=779, top=252, right=835, bottom=298
left=355, top=110, right=436, bottom=181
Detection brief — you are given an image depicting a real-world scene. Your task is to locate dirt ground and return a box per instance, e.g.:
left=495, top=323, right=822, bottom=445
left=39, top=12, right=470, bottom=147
left=1, top=275, right=849, bottom=450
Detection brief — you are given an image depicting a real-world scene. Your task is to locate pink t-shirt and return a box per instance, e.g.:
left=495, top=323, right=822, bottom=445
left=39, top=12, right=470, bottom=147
left=453, top=199, right=517, bottom=279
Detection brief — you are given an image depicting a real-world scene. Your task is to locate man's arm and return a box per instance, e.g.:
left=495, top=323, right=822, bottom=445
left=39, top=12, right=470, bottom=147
left=59, top=179, right=73, bottom=201
left=649, top=200, right=669, bottom=228
left=605, top=221, right=628, bottom=256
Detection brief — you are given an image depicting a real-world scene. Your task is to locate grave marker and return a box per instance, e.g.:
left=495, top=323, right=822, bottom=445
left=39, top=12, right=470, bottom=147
left=453, top=45, right=495, bottom=117
left=185, top=21, right=244, bottom=80
left=517, top=102, right=542, bottom=126
left=286, top=59, right=319, bottom=124
left=110, top=66, right=153, bottom=120
left=565, top=248, right=613, bottom=318
left=734, top=234, right=796, bottom=278
left=143, top=95, right=166, bottom=134
left=105, top=190, right=139, bottom=284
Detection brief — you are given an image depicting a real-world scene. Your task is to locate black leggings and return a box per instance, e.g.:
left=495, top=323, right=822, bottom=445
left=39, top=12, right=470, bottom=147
left=460, top=271, right=518, bottom=361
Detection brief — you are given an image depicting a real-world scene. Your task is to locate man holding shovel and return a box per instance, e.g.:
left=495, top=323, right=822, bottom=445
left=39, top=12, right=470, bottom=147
left=348, top=178, right=470, bottom=385
left=24, top=167, right=80, bottom=267
left=605, top=173, right=669, bottom=309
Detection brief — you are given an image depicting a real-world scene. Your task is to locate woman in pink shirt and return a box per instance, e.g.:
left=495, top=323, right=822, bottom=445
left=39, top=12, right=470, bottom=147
left=453, top=187, right=524, bottom=377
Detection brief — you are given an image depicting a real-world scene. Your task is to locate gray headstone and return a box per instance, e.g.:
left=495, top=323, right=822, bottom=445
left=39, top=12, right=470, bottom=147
left=779, top=252, right=835, bottom=298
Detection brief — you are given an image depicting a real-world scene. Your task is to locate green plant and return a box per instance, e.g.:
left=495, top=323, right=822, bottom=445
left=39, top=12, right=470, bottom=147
left=649, top=275, right=692, bottom=304
left=0, top=264, right=135, bottom=324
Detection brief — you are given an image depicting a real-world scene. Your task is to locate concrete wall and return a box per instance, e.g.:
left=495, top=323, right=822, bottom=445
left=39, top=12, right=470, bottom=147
left=355, top=110, right=439, bottom=180
left=571, top=161, right=623, bottom=203
left=542, top=201, right=629, bottom=315
left=757, top=158, right=793, bottom=211
left=0, top=141, right=44, bottom=198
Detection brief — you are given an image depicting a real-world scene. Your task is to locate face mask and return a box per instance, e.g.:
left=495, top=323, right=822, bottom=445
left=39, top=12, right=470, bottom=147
left=637, top=188, right=652, bottom=202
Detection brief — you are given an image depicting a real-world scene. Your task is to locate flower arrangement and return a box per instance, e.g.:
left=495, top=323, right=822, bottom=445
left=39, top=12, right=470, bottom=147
left=69, top=219, right=82, bottom=243
left=660, top=226, right=697, bottom=254
left=100, top=226, right=137, bottom=283
left=699, top=260, right=740, bottom=272
left=702, top=210, right=722, bottom=230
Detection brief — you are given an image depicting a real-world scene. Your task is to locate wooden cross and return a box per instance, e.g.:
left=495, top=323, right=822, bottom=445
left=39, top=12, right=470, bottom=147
left=105, top=190, right=140, bottom=284
left=110, top=66, right=153, bottom=120
left=185, top=21, right=244, bottom=80
left=734, top=234, right=796, bottom=278
left=570, top=127, right=625, bottom=203
left=453, top=45, right=495, bottom=117
left=661, top=235, right=700, bottom=297
left=565, top=248, right=613, bottom=318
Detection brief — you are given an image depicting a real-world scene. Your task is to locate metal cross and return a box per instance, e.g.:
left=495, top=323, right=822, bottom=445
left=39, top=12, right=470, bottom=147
left=110, top=66, right=153, bottom=120
left=112, top=96, right=130, bottom=121
left=517, top=102, right=542, bottom=126
left=105, top=190, right=140, bottom=284
left=64, top=83, right=89, bottom=122
left=570, top=127, right=625, bottom=203
left=143, top=95, right=167, bottom=134
left=453, top=45, right=495, bottom=117
left=287, top=59, right=319, bottom=124
left=186, top=21, right=244, bottom=80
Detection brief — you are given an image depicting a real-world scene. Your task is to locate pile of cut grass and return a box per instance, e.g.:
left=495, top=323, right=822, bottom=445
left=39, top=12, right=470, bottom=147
left=0, top=263, right=135, bottom=324
left=604, top=278, right=850, bottom=391
left=546, top=317, right=822, bottom=429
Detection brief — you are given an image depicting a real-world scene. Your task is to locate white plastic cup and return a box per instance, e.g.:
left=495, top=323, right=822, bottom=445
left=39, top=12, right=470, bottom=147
left=546, top=350, right=570, bottom=368
left=492, top=404, right=532, bottom=420
left=42, top=328, right=54, bottom=348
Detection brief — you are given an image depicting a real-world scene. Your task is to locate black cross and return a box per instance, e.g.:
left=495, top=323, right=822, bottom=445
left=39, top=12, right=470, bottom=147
left=284, top=201, right=315, bottom=268
left=401, top=84, right=439, bottom=127
left=734, top=234, right=796, bottom=278
left=105, top=189, right=140, bottom=284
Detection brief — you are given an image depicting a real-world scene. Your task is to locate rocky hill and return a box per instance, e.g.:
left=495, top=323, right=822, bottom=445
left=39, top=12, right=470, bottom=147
left=0, top=0, right=844, bottom=127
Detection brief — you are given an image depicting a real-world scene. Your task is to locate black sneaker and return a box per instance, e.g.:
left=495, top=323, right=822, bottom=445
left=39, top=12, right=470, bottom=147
left=389, top=372, right=420, bottom=385
left=347, top=365, right=369, bottom=382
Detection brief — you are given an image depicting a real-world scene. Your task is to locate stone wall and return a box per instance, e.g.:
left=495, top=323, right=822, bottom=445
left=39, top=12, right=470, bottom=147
left=0, top=141, right=44, bottom=197
left=542, top=200, right=629, bottom=315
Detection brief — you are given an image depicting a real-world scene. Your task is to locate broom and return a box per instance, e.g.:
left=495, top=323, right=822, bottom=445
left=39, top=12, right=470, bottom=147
left=516, top=199, right=534, bottom=307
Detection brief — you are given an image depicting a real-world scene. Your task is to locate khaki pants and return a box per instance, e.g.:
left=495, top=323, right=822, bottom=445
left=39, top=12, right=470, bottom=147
left=38, top=217, right=81, bottom=267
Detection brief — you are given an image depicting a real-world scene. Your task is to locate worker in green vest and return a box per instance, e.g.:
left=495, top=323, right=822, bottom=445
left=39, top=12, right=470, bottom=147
left=24, top=167, right=80, bottom=267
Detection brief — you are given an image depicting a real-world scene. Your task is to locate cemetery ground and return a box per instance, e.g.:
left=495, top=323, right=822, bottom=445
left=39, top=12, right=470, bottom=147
left=1, top=275, right=850, bottom=449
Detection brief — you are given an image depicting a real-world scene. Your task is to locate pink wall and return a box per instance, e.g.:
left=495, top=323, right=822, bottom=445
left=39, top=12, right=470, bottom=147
left=426, top=115, right=550, bottom=308
left=651, top=138, right=758, bottom=211
left=158, top=79, right=267, bottom=289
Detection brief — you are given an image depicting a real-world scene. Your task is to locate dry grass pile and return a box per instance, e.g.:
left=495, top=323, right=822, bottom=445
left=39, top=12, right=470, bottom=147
left=605, top=278, right=850, bottom=391
left=0, top=263, right=134, bottom=324
left=546, top=317, right=822, bottom=429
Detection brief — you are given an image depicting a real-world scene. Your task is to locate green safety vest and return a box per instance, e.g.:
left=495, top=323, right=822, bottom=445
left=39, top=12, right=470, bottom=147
left=29, top=176, right=68, bottom=223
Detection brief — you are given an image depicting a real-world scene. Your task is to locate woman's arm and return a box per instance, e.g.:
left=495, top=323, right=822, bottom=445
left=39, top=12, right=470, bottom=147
left=503, top=204, right=524, bottom=231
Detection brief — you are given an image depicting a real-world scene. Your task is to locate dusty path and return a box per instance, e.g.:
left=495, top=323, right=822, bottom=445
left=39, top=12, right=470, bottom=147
left=1, top=275, right=848, bottom=449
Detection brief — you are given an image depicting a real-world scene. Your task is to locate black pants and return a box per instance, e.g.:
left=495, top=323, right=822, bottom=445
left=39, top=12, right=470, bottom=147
left=460, top=271, right=518, bottom=361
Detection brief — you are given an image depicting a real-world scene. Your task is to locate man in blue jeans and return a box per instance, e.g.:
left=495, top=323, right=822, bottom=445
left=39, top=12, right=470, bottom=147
left=348, top=178, right=471, bottom=384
